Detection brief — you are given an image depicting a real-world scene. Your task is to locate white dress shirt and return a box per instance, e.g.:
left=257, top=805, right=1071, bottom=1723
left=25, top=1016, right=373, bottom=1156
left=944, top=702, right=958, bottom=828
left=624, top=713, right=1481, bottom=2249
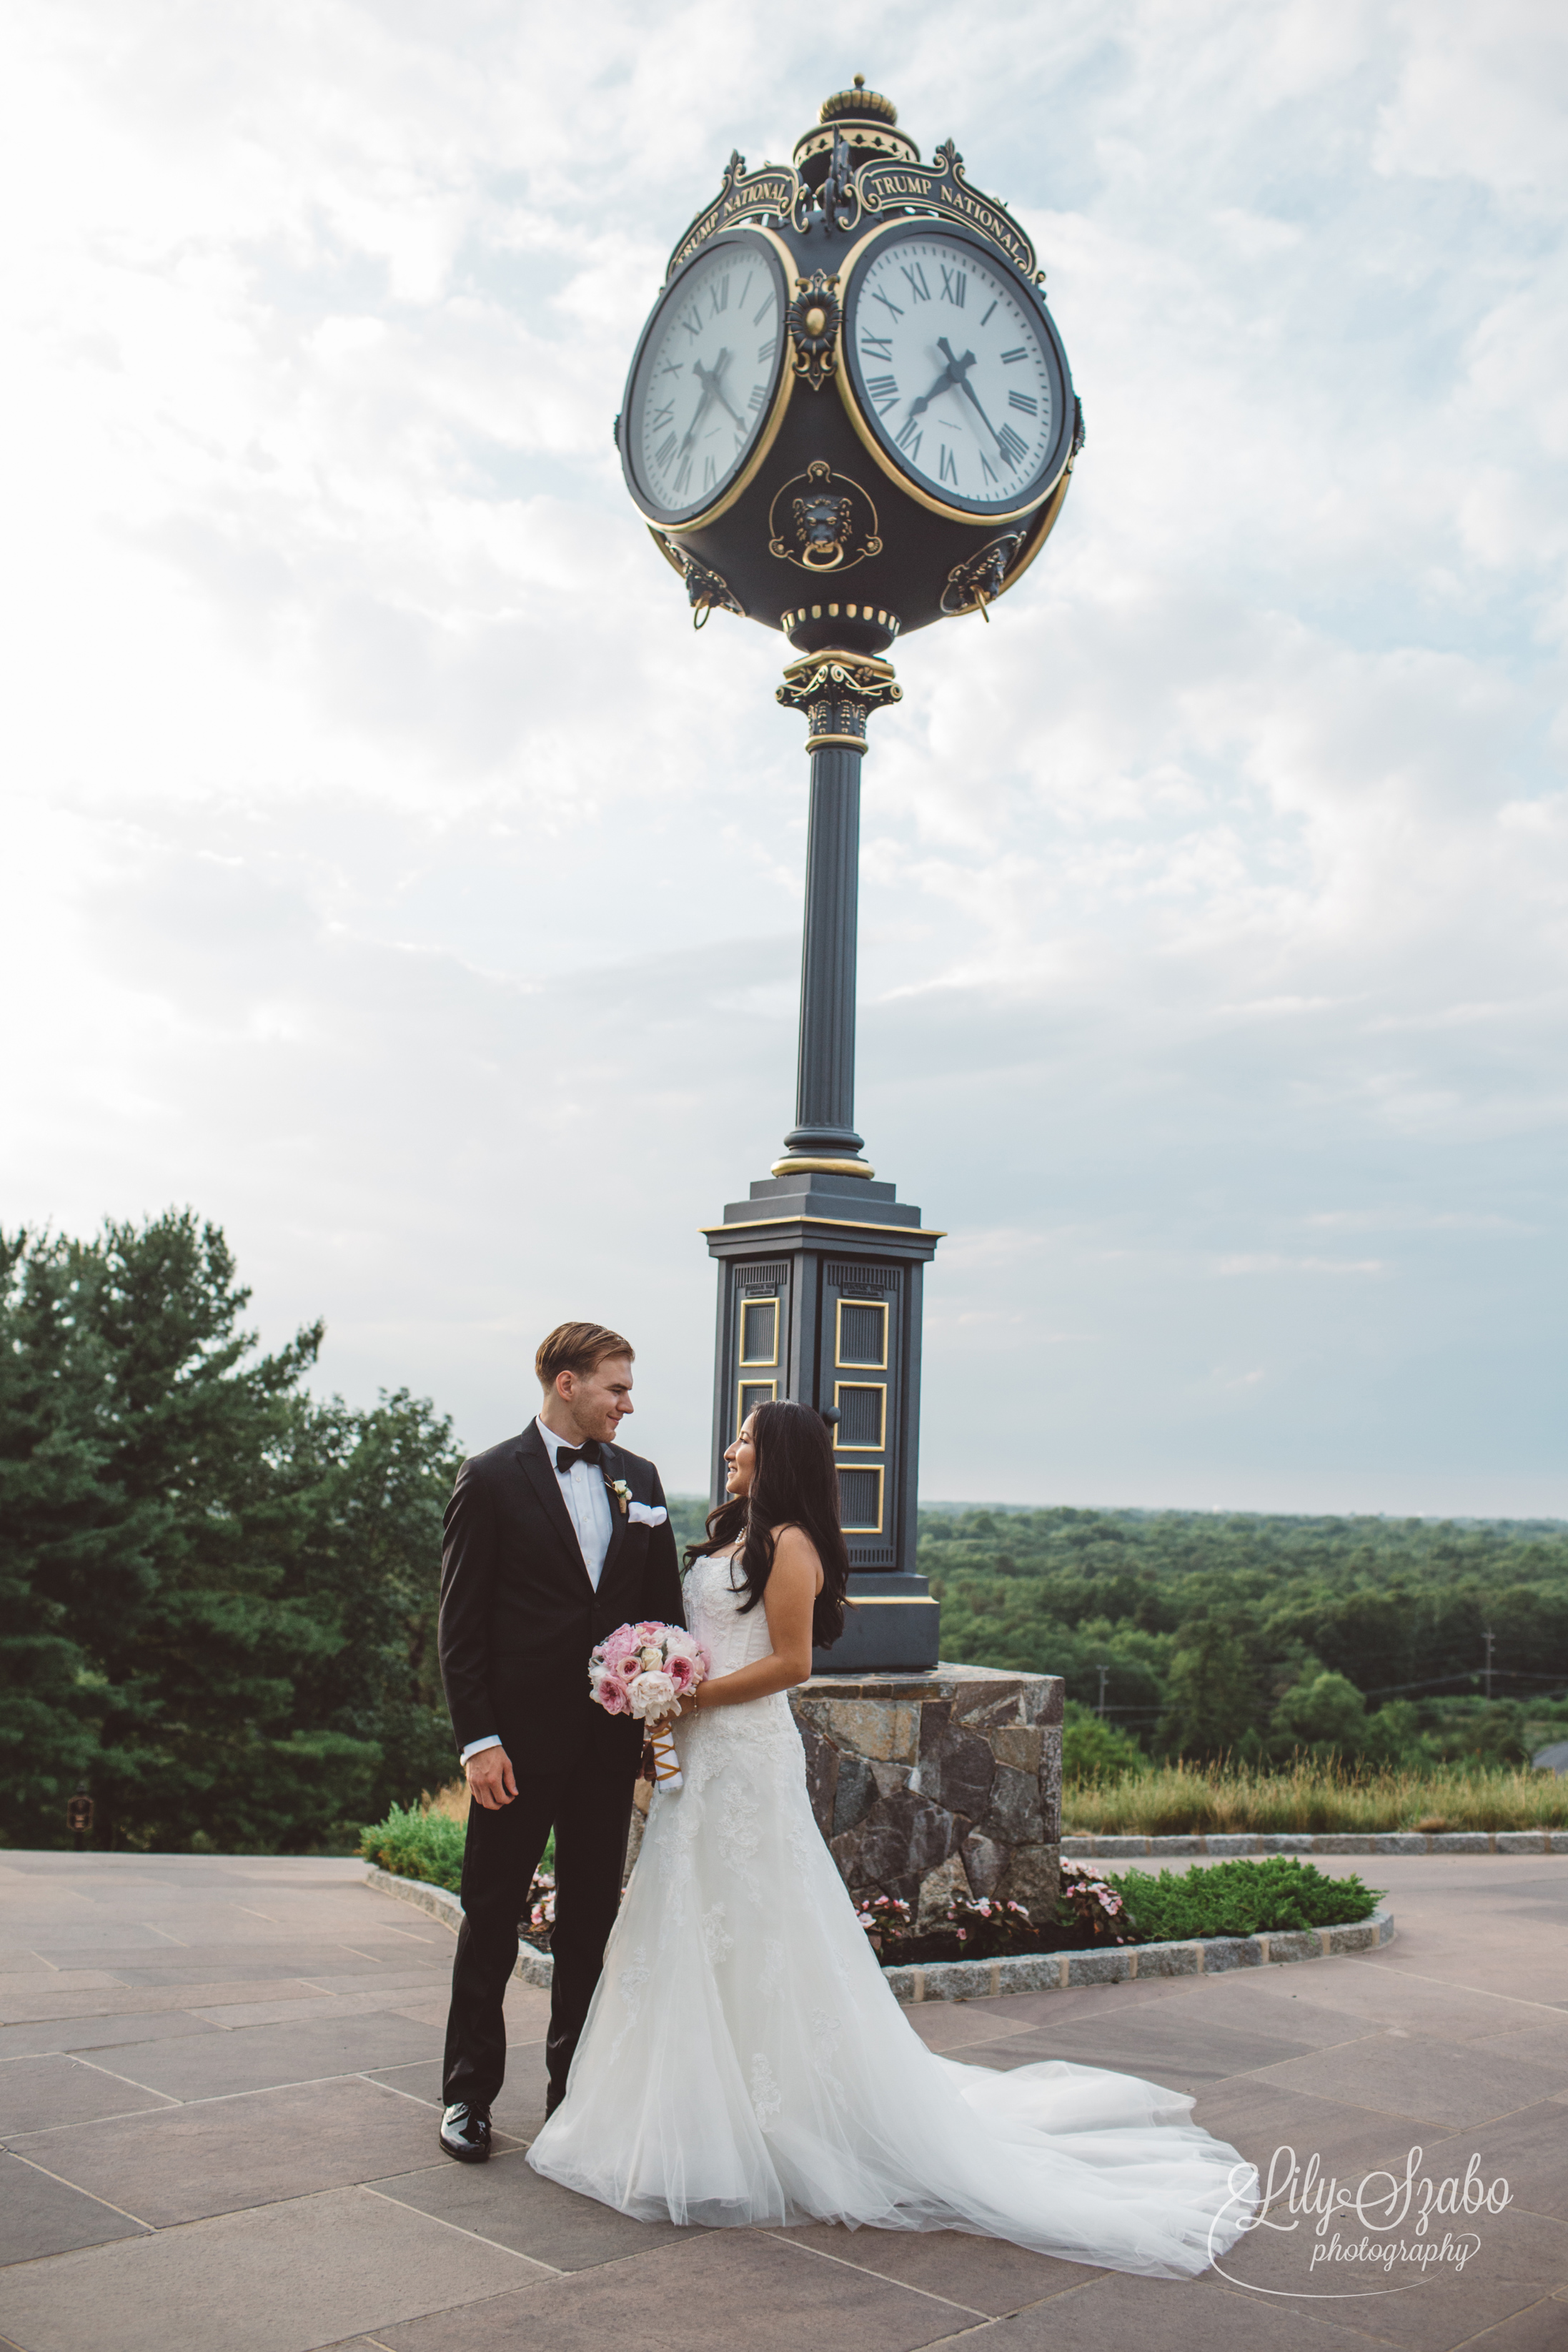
left=460, top=1417, right=615, bottom=1765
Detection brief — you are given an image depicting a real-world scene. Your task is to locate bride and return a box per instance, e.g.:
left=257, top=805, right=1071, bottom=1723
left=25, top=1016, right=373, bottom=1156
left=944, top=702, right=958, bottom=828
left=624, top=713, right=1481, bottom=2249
left=528, top=1400, right=1256, bottom=2275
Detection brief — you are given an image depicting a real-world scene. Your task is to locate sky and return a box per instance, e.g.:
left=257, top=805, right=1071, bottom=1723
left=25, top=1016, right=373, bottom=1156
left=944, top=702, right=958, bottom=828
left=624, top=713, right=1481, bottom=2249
left=2, top=1, right=1564, bottom=1516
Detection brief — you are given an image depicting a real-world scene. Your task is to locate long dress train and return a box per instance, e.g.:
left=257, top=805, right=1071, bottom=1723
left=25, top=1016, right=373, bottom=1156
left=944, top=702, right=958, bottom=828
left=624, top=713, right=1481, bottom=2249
left=527, top=1553, right=1258, bottom=2277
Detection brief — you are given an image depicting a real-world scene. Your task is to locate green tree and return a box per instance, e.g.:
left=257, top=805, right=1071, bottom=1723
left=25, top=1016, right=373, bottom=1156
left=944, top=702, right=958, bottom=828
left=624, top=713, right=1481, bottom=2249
left=1156, top=1614, right=1257, bottom=1761
left=1061, top=1701, right=1147, bottom=1784
left=1, top=1213, right=459, bottom=1852
left=1269, top=1669, right=1369, bottom=1757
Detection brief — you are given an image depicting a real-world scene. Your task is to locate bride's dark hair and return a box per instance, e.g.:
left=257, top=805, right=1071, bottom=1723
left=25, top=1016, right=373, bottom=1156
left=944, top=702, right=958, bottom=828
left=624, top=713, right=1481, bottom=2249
left=684, top=1399, right=851, bottom=1650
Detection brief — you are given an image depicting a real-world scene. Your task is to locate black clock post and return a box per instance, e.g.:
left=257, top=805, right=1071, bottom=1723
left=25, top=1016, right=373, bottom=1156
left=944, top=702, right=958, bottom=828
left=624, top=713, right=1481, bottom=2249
left=616, top=79, right=1081, bottom=1673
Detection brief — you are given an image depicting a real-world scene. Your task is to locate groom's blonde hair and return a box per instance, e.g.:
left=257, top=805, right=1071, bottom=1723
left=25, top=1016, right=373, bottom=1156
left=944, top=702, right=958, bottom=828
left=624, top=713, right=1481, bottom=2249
left=536, top=1321, right=635, bottom=1390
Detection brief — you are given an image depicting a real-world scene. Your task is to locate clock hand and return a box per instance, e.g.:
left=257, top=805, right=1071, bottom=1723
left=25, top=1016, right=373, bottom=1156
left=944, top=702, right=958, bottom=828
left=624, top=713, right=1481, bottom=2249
left=705, top=349, right=745, bottom=430
left=907, top=359, right=959, bottom=422
left=680, top=360, right=720, bottom=452
left=953, top=367, right=1006, bottom=452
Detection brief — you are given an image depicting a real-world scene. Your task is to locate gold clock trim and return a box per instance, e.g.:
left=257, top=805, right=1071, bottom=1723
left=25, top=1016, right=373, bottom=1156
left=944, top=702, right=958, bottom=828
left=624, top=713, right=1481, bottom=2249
left=831, top=217, right=1069, bottom=529
left=836, top=1462, right=885, bottom=1534
left=632, top=224, right=799, bottom=537
left=987, top=457, right=1076, bottom=601
left=833, top=1379, right=887, bottom=1452
left=835, top=1295, right=890, bottom=1371
left=735, top=1375, right=778, bottom=1435
left=738, top=1295, right=780, bottom=1368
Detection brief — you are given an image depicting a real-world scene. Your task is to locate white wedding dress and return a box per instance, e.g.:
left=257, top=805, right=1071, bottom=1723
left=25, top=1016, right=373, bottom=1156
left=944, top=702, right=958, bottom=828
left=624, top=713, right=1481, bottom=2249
left=527, top=1552, right=1258, bottom=2276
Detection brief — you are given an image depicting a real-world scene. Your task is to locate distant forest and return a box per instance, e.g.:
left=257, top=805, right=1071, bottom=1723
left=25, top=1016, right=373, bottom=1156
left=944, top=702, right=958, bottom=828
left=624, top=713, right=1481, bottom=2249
left=913, top=1506, right=1568, bottom=1771
left=6, top=1211, right=1564, bottom=1854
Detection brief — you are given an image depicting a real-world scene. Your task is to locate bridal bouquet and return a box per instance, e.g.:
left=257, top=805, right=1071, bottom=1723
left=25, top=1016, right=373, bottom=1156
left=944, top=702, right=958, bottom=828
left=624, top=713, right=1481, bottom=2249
left=589, top=1622, right=709, bottom=1792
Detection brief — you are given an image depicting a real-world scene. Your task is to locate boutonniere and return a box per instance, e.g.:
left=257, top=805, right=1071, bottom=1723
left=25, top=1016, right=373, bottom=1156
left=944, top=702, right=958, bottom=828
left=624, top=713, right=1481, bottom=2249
left=606, top=1476, right=632, bottom=1517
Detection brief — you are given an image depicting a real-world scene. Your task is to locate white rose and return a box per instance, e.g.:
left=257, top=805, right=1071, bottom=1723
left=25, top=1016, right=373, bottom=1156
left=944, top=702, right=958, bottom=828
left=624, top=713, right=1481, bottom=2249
left=663, top=1629, right=700, bottom=1659
left=627, top=1669, right=677, bottom=1721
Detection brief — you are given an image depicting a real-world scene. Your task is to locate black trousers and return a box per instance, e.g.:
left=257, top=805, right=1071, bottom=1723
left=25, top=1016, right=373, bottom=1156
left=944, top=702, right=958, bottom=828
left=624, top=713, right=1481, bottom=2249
left=441, top=1725, right=636, bottom=2112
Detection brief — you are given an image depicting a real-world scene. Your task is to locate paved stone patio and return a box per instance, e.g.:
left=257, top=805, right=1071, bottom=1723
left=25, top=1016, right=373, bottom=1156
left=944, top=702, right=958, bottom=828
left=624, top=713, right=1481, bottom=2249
left=1, top=1849, right=1564, bottom=2351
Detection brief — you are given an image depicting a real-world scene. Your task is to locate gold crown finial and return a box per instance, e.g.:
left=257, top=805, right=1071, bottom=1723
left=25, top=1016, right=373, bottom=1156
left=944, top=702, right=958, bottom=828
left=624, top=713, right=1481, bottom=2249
left=819, top=78, right=898, bottom=128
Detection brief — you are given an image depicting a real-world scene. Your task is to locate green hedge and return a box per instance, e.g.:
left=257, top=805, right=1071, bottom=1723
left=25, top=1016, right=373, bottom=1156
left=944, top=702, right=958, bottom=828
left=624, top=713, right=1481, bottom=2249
left=1110, top=1855, right=1381, bottom=1942
left=359, top=1802, right=467, bottom=1893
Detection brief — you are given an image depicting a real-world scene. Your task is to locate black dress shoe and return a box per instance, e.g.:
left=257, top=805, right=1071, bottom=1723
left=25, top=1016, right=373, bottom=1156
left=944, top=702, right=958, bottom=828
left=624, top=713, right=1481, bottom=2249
left=439, top=2100, right=492, bottom=2163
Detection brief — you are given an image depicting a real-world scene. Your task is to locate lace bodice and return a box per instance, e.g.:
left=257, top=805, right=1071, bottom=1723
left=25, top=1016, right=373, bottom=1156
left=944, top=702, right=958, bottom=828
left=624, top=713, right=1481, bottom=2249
left=683, top=1549, right=778, bottom=1679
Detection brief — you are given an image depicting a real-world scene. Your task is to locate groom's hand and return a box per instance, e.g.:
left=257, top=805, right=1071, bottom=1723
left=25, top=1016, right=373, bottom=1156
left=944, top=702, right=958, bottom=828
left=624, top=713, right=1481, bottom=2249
left=465, top=1747, right=518, bottom=1810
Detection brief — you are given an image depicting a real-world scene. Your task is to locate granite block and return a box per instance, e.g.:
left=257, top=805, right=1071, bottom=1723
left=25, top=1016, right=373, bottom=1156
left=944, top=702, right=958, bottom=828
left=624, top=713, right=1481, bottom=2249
left=1131, top=1941, right=1200, bottom=1979
left=1205, top=1836, right=1263, bottom=1855
left=981, top=1763, right=1043, bottom=1845
left=1430, top=1832, right=1494, bottom=1852
left=986, top=1726, right=1042, bottom=1774
left=961, top=1832, right=1006, bottom=1898
left=1496, top=1833, right=1549, bottom=1854
left=830, top=1752, right=877, bottom=1840
left=1370, top=1832, right=1429, bottom=1854
left=1066, top=1948, right=1133, bottom=1986
left=801, top=1698, right=920, bottom=1762
left=911, top=1712, right=994, bottom=1820
left=1199, top=1936, right=1264, bottom=1973
left=1264, top=1930, right=1322, bottom=1964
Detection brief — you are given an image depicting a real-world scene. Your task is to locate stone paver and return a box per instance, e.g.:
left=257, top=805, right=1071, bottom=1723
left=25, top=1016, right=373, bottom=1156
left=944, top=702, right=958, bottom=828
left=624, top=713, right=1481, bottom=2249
left=0, top=1848, right=1564, bottom=2351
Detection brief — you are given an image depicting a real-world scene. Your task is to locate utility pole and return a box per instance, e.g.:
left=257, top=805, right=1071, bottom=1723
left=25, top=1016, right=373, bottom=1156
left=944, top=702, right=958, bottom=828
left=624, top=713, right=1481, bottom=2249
left=1097, top=1664, right=1110, bottom=1720
left=1482, top=1628, right=1495, bottom=1703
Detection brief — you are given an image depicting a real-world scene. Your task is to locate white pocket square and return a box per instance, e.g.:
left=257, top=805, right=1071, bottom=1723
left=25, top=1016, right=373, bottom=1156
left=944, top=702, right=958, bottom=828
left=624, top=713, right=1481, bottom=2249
left=629, top=1502, right=668, bottom=1527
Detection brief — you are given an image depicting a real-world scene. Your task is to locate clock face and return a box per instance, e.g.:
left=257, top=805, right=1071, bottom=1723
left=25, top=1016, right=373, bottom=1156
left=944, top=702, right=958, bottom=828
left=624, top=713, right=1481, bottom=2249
left=625, top=235, right=788, bottom=522
left=843, top=228, right=1068, bottom=515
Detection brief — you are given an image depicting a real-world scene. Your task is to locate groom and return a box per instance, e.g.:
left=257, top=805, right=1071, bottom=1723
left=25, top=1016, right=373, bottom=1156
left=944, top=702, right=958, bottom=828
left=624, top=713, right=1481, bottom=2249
left=435, top=1320, right=685, bottom=2161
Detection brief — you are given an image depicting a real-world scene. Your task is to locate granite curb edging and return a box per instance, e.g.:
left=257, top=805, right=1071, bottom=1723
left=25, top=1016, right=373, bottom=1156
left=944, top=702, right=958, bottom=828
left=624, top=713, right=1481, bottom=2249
left=362, top=1865, right=1394, bottom=2008
left=1061, top=1830, right=1568, bottom=1857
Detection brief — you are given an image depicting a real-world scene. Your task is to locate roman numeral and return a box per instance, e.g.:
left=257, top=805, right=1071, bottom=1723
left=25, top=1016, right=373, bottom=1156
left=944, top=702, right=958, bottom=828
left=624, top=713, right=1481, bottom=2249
left=1008, top=390, right=1038, bottom=415
left=738, top=273, right=753, bottom=313
left=1001, top=347, right=1028, bottom=364
left=940, top=264, right=966, bottom=307
left=650, top=402, right=675, bottom=432
left=673, top=451, right=693, bottom=496
left=895, top=415, right=923, bottom=458
left=708, top=274, right=730, bottom=316
left=748, top=383, right=765, bottom=411
left=753, top=294, right=773, bottom=324
left=703, top=454, right=718, bottom=487
left=870, top=287, right=904, bottom=320
left=980, top=300, right=998, bottom=326
left=758, top=337, right=776, bottom=365
left=900, top=261, right=931, bottom=302
left=679, top=307, right=703, bottom=339
left=939, top=444, right=958, bottom=485
left=981, top=451, right=999, bottom=484
left=860, top=333, right=893, bottom=362
left=655, top=357, right=682, bottom=380
left=998, top=423, right=1028, bottom=467
left=865, top=372, right=899, bottom=413
left=655, top=432, right=678, bottom=467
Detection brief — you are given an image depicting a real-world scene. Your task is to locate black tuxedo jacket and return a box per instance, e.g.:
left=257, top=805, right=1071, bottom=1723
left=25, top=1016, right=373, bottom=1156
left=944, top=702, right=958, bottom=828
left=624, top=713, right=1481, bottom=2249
left=437, top=1421, right=686, bottom=1761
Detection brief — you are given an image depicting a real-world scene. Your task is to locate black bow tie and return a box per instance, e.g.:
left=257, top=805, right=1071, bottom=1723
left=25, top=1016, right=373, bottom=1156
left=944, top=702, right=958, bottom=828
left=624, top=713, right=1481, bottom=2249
left=555, top=1440, right=602, bottom=1474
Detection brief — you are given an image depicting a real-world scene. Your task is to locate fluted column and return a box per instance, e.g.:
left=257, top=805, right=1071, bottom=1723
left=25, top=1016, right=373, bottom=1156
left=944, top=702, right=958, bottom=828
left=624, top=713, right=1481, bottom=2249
left=774, top=651, right=901, bottom=1171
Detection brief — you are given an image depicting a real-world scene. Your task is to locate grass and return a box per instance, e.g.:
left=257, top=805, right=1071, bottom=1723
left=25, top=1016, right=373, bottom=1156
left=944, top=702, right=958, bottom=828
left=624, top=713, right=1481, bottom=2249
left=1062, top=1759, right=1568, bottom=1837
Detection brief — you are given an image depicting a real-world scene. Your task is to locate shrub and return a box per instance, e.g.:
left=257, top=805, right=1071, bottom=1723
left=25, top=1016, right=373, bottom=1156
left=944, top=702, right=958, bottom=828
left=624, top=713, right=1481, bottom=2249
left=1110, top=1855, right=1381, bottom=1943
left=360, top=1800, right=466, bottom=1892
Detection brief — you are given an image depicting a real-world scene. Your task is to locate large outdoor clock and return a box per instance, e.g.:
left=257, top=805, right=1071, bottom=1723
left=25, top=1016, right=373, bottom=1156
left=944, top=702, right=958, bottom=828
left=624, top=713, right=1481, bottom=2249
left=622, top=230, right=792, bottom=527
left=616, top=84, right=1083, bottom=657
left=838, top=223, right=1073, bottom=521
